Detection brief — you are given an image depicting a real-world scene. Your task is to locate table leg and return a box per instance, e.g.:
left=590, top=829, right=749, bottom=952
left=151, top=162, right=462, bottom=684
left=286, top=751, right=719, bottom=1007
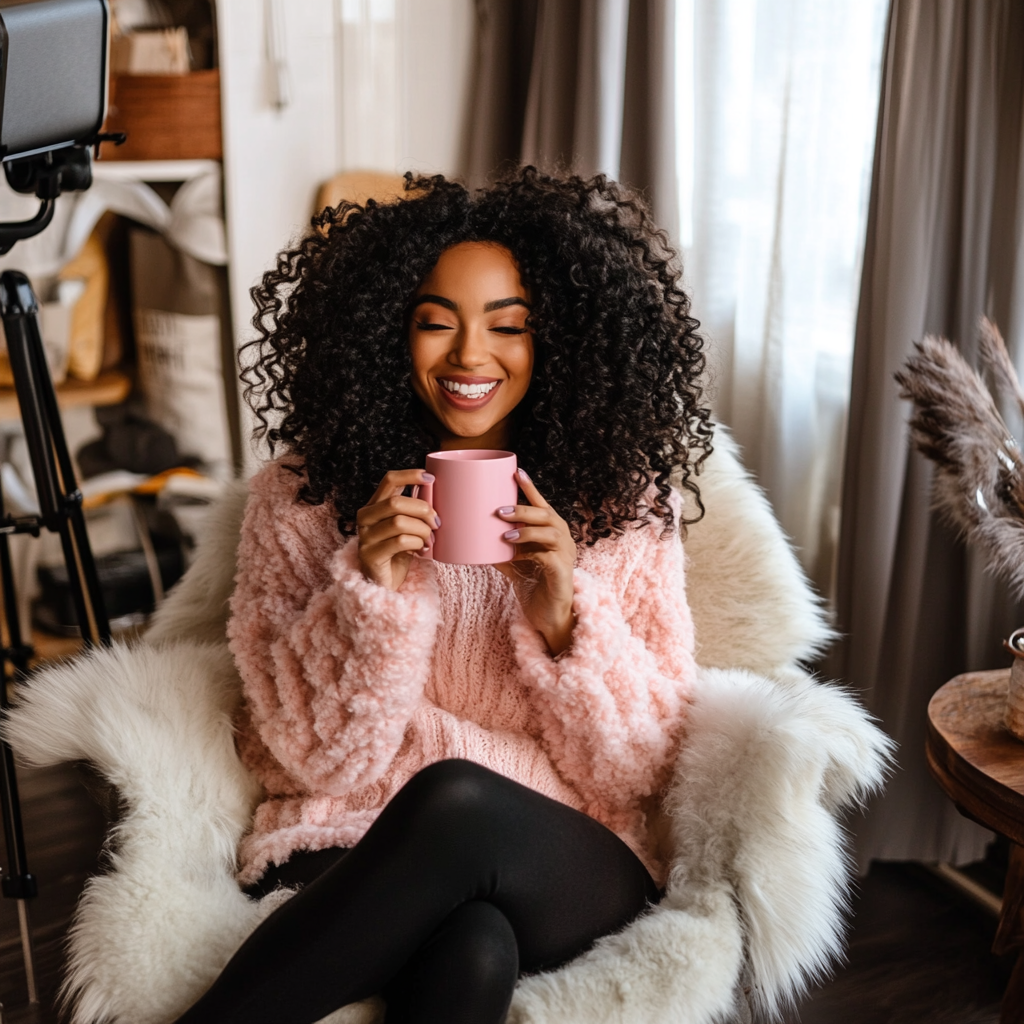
left=995, top=844, right=1024, bottom=1024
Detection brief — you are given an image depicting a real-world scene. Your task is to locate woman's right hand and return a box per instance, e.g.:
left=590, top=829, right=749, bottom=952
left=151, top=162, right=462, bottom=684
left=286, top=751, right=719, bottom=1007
left=356, top=469, right=439, bottom=591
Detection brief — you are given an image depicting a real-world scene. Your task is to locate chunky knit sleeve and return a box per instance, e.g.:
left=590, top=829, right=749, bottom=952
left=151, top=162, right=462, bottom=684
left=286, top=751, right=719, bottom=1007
left=510, top=489, right=696, bottom=817
left=227, top=461, right=440, bottom=795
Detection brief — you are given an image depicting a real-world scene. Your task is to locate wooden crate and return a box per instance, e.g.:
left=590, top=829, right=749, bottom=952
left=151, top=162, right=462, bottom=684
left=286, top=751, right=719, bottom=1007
left=102, top=70, right=222, bottom=161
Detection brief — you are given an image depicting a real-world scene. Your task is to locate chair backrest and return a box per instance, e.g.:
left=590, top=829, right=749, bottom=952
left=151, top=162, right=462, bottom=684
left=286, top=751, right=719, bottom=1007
left=144, top=480, right=249, bottom=648
left=678, top=427, right=834, bottom=673
left=146, top=426, right=832, bottom=675
left=315, top=170, right=408, bottom=215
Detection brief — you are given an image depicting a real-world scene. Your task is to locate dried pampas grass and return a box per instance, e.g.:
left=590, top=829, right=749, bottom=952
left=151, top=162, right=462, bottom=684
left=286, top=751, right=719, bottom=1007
left=895, top=318, right=1024, bottom=599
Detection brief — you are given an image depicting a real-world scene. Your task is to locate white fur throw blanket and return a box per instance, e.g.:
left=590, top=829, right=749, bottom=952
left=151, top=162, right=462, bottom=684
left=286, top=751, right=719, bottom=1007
left=2, top=430, right=892, bottom=1024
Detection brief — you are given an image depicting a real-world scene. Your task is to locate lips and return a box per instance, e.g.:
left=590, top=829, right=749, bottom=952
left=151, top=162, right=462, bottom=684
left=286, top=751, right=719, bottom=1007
left=435, top=377, right=503, bottom=410
left=439, top=376, right=500, bottom=385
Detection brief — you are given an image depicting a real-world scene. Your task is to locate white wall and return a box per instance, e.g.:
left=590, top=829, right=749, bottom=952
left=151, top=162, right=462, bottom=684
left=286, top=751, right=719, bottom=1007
left=218, top=0, right=338, bottom=468
left=337, top=0, right=476, bottom=176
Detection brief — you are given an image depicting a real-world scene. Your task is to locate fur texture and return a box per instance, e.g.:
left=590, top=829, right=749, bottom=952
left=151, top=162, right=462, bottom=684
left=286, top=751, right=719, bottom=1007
left=896, top=320, right=1024, bottom=599
left=675, top=428, right=835, bottom=672
left=664, top=668, right=891, bottom=1019
left=2, top=431, right=890, bottom=1024
left=5, top=642, right=264, bottom=1023
left=144, top=480, right=251, bottom=648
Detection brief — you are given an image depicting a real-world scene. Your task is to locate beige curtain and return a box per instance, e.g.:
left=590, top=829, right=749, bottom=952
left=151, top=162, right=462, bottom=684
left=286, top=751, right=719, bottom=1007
left=466, top=0, right=679, bottom=239
left=830, top=0, right=1024, bottom=866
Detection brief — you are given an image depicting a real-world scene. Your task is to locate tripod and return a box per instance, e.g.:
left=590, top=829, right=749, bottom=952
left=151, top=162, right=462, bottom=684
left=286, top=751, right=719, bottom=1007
left=0, top=145, right=115, bottom=1006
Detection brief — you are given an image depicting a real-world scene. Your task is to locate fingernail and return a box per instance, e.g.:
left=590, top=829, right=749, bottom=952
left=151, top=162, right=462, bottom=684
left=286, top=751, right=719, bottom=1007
left=517, top=468, right=531, bottom=483
left=497, top=506, right=515, bottom=515
left=422, top=472, right=435, bottom=482
left=434, top=515, right=441, bottom=527
left=503, top=529, right=520, bottom=540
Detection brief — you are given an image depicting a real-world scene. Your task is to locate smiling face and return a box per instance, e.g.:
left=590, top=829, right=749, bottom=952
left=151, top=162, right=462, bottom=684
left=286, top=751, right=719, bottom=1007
left=409, top=241, right=534, bottom=451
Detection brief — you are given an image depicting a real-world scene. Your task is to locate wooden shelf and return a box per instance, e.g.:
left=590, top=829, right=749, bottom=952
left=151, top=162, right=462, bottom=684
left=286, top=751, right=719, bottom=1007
left=0, top=370, right=132, bottom=422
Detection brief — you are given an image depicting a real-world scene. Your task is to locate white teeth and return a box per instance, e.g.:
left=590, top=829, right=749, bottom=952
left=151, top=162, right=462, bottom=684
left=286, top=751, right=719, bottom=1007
left=441, top=380, right=498, bottom=397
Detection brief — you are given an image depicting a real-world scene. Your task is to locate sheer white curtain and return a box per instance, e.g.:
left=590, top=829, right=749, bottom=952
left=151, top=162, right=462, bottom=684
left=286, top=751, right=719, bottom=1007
left=677, top=0, right=888, bottom=597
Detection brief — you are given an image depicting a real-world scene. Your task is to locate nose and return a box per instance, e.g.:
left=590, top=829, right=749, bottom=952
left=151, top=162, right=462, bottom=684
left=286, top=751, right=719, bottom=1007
left=449, top=321, right=489, bottom=369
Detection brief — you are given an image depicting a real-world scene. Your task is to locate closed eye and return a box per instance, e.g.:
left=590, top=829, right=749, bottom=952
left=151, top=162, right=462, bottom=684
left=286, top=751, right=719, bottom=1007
left=415, top=320, right=455, bottom=331
left=491, top=326, right=529, bottom=335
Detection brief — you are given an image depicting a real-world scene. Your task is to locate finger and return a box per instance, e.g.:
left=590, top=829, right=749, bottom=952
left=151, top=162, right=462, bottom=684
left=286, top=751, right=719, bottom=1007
left=501, top=525, right=565, bottom=550
left=514, top=468, right=551, bottom=509
left=495, top=503, right=556, bottom=526
left=359, top=494, right=439, bottom=530
left=362, top=532, right=430, bottom=566
left=361, top=514, right=434, bottom=547
left=369, top=468, right=435, bottom=505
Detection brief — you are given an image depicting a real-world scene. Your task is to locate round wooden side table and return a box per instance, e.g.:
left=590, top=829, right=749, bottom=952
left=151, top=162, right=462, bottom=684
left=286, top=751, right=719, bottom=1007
left=927, top=668, right=1024, bottom=1024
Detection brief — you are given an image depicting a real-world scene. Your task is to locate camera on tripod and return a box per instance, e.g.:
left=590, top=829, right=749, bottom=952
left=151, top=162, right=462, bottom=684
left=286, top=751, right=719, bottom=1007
left=0, top=0, right=121, bottom=250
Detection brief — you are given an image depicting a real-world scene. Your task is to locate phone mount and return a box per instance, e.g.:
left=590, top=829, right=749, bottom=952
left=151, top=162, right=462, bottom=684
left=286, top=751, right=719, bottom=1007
left=0, top=135, right=122, bottom=1005
left=0, top=136, right=124, bottom=254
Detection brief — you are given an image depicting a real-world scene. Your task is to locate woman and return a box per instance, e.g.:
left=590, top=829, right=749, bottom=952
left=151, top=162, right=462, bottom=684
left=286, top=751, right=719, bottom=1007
left=176, top=169, right=712, bottom=1024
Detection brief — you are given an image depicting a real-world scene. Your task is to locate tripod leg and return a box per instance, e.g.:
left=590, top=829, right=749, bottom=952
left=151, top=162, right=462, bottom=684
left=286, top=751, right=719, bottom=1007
left=0, top=478, right=33, bottom=680
left=0, top=737, right=37, bottom=1006
left=0, top=275, right=61, bottom=522
left=15, top=900, right=37, bottom=1005
left=0, top=517, right=38, bottom=1005
left=65, top=505, right=111, bottom=646
left=0, top=270, right=97, bottom=1005
left=0, top=270, right=111, bottom=646
left=56, top=518, right=98, bottom=647
left=28, top=305, right=110, bottom=646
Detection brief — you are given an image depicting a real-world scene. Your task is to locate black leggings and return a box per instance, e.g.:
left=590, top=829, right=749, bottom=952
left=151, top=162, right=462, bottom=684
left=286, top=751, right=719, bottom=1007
left=175, top=759, right=660, bottom=1024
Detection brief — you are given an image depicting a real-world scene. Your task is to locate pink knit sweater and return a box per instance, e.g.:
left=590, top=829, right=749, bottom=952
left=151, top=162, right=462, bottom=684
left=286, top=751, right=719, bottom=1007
left=228, top=460, right=697, bottom=886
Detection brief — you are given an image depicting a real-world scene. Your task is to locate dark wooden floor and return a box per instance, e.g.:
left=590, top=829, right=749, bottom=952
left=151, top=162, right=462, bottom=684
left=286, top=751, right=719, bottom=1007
left=783, top=861, right=1006, bottom=1024
left=0, top=761, right=1012, bottom=1024
left=0, top=763, right=107, bottom=1024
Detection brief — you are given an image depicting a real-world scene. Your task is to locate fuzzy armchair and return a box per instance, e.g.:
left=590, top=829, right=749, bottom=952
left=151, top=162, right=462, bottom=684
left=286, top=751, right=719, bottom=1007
left=2, top=428, right=892, bottom=1024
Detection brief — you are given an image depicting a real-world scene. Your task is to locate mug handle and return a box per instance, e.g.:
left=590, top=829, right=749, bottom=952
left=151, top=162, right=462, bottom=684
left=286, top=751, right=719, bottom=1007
left=412, top=479, right=434, bottom=560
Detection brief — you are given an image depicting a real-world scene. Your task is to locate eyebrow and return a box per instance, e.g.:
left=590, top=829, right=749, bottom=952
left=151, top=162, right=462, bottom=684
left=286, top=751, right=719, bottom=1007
left=412, top=294, right=457, bottom=311
left=484, top=296, right=531, bottom=312
left=411, top=294, right=531, bottom=313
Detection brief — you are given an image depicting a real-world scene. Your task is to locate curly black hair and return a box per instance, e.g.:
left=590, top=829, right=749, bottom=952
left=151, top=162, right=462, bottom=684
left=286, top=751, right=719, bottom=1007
left=242, top=167, right=713, bottom=544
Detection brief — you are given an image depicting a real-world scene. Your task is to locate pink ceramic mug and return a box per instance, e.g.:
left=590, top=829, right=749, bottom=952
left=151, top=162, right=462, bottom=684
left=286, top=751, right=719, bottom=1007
left=414, top=450, right=519, bottom=564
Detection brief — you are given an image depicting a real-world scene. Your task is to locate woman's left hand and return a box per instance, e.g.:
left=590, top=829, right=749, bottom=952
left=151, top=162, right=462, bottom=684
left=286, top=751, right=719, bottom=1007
left=494, top=469, right=576, bottom=657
